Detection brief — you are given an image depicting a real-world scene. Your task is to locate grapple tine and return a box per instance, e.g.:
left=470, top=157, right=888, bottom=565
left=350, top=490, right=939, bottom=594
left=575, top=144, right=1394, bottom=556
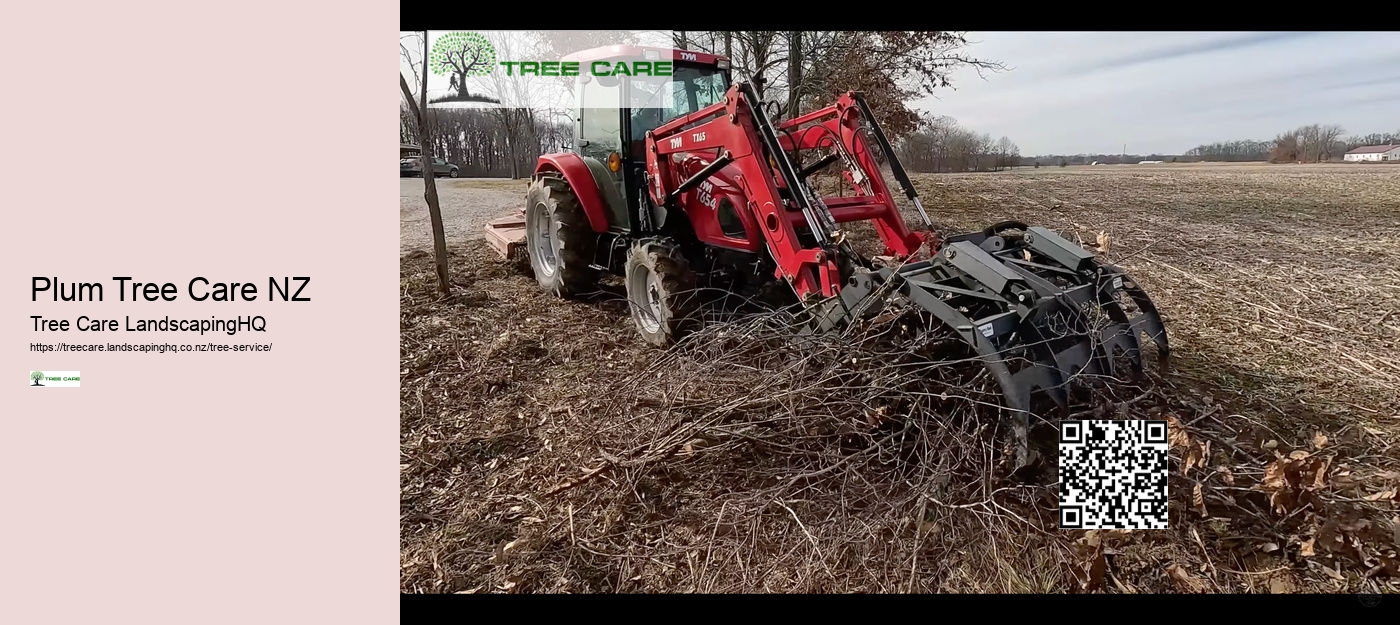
left=1097, top=321, right=1141, bottom=377
left=1095, top=264, right=1169, bottom=373
left=970, top=341, right=1037, bottom=468
left=1014, top=319, right=1071, bottom=409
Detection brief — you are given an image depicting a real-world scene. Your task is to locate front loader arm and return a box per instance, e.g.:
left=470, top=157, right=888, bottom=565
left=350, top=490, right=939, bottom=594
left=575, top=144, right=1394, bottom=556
left=645, top=83, right=843, bottom=299
left=773, top=92, right=929, bottom=258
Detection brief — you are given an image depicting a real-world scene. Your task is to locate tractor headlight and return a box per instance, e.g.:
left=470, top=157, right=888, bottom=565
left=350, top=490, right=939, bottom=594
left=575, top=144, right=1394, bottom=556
left=607, top=152, right=621, bottom=172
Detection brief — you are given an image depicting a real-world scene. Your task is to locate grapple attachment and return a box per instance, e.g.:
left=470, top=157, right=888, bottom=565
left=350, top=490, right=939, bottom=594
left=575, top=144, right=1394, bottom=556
left=810, top=221, right=1168, bottom=467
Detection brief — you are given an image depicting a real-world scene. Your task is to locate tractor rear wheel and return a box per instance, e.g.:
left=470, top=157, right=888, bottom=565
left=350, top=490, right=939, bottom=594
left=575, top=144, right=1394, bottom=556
left=624, top=240, right=700, bottom=347
left=525, top=177, right=597, bottom=297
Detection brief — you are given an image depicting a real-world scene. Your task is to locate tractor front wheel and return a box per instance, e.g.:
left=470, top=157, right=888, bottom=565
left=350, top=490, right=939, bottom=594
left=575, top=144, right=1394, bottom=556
left=624, top=240, right=700, bottom=347
left=525, top=177, right=597, bottom=297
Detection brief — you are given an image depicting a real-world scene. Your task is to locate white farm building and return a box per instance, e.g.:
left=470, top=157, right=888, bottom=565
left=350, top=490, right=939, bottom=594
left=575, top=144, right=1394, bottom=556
left=1344, top=144, right=1400, bottom=162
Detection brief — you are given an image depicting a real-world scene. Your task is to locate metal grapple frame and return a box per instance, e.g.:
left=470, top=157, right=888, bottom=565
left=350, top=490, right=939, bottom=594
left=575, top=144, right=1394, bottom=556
left=809, top=223, right=1169, bottom=465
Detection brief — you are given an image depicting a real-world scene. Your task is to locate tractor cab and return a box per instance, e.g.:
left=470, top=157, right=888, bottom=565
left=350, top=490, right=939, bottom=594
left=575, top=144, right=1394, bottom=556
left=565, top=45, right=731, bottom=232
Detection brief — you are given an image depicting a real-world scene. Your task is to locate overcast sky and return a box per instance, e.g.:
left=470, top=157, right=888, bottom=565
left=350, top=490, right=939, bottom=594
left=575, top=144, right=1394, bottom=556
left=913, top=32, right=1400, bottom=156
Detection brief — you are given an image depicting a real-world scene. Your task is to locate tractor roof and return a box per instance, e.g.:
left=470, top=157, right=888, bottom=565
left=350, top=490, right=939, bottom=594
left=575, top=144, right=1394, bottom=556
left=562, top=45, right=728, bottom=67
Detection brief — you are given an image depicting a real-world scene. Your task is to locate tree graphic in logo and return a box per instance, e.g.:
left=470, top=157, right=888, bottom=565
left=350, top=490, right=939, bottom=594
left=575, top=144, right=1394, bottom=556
left=428, top=31, right=500, bottom=104
left=31, top=371, right=44, bottom=386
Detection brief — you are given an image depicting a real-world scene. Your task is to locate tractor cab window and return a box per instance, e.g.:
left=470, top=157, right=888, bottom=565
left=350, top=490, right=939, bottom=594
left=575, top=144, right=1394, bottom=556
left=578, top=73, right=624, bottom=166
left=628, top=65, right=730, bottom=151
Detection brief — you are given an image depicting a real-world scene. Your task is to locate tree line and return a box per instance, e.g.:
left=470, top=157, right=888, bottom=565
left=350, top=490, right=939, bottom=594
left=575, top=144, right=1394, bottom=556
left=1186, top=125, right=1400, bottom=163
left=895, top=116, right=1021, bottom=172
left=1021, top=153, right=1179, bottom=167
left=400, top=107, right=570, bottom=178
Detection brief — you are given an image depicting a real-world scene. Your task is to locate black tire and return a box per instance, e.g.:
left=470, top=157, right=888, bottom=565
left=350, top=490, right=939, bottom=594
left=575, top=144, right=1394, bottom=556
left=624, top=239, right=700, bottom=347
left=449, top=168, right=459, bottom=178
left=525, top=177, right=597, bottom=297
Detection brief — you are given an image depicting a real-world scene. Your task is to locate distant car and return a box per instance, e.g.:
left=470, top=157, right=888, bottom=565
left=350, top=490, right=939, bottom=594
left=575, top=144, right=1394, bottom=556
left=400, top=157, right=459, bottom=178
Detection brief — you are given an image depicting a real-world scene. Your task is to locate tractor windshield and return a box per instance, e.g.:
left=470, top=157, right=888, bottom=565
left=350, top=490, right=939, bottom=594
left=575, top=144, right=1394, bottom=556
left=628, top=65, right=729, bottom=145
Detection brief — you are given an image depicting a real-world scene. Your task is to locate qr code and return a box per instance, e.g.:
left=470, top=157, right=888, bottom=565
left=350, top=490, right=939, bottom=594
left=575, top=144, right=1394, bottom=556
left=1059, top=420, right=1168, bottom=529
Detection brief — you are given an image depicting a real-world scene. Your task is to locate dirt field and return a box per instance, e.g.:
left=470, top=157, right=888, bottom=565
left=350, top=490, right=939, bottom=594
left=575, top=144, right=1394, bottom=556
left=401, top=163, right=1400, bottom=594
left=400, top=178, right=527, bottom=254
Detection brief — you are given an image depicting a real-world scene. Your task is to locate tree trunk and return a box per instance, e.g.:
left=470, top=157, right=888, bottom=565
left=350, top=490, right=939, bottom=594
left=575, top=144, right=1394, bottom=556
left=455, top=71, right=468, bottom=99
left=785, top=31, right=803, bottom=118
left=400, top=34, right=451, bottom=296
left=507, top=132, right=520, bottom=179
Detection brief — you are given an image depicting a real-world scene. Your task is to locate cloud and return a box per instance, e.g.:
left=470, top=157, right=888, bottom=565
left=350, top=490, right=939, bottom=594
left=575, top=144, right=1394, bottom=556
left=1055, top=32, right=1316, bottom=77
left=914, top=32, right=1400, bottom=155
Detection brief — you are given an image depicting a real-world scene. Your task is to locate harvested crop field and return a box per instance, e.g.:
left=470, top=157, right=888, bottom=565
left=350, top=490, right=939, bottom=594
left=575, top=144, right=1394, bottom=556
left=401, top=163, right=1400, bottom=594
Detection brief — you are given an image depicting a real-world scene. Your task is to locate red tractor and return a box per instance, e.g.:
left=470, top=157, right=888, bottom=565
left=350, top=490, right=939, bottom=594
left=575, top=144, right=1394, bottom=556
left=485, top=45, right=1168, bottom=466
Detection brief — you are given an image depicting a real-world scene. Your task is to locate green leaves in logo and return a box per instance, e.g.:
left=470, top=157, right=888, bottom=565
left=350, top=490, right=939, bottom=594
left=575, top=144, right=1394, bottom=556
left=429, top=31, right=496, bottom=78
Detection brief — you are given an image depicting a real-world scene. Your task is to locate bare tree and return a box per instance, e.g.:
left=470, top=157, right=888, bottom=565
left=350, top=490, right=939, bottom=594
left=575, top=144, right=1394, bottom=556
left=785, top=31, right=803, bottom=118
left=1317, top=124, right=1345, bottom=161
left=478, top=31, right=555, bottom=179
left=401, top=32, right=450, bottom=295
left=994, top=136, right=1019, bottom=171
left=1270, top=130, right=1299, bottom=163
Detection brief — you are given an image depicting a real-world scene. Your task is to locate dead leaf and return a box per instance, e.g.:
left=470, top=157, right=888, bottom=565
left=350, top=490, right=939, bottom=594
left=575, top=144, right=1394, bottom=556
left=1364, top=488, right=1397, bottom=502
left=1071, top=532, right=1108, bottom=593
left=1183, top=442, right=1206, bottom=475
left=1217, top=465, right=1235, bottom=486
left=1313, top=431, right=1328, bottom=450
left=1300, top=537, right=1316, bottom=557
left=1193, top=483, right=1208, bottom=516
left=1263, top=460, right=1287, bottom=490
left=1311, top=456, right=1332, bottom=489
left=1318, top=563, right=1345, bottom=581
left=1166, top=414, right=1192, bottom=449
left=1165, top=563, right=1207, bottom=593
left=1096, top=231, right=1110, bottom=255
left=1259, top=453, right=1331, bottom=514
left=1268, top=574, right=1297, bottom=593
left=1086, top=547, right=1106, bottom=592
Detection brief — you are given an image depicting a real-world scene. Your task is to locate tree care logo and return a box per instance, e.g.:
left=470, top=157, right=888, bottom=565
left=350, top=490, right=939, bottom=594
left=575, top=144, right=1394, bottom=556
left=424, top=31, right=674, bottom=109
left=29, top=370, right=80, bottom=388
left=429, top=31, right=499, bottom=105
